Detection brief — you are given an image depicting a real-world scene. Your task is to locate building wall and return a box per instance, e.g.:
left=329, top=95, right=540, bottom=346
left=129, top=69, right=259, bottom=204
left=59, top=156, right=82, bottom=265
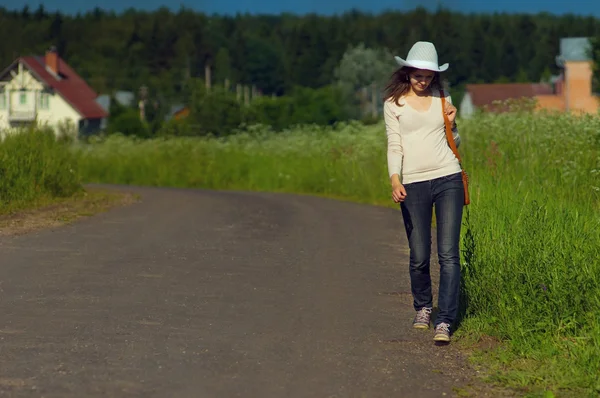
left=9, top=89, right=38, bottom=116
left=563, top=61, right=599, bottom=114
left=536, top=62, right=598, bottom=114
left=535, top=95, right=565, bottom=112
left=459, top=93, right=476, bottom=119
left=0, top=94, right=7, bottom=129
left=36, top=92, right=81, bottom=134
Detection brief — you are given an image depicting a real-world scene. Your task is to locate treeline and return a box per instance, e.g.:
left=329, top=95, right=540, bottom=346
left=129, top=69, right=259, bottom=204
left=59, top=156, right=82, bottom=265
left=2, top=6, right=600, bottom=137
left=3, top=6, right=600, bottom=96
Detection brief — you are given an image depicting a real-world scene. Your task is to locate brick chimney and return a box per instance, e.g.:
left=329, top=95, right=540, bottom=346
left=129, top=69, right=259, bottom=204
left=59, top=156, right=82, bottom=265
left=564, top=60, right=595, bottom=113
left=45, top=46, right=59, bottom=75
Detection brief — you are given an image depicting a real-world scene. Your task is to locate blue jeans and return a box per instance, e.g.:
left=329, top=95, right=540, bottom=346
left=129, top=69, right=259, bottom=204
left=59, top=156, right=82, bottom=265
left=400, top=172, right=464, bottom=326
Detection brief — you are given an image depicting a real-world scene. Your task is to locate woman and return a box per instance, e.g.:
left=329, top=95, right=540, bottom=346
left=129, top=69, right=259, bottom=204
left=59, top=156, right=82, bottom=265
left=383, top=41, right=463, bottom=343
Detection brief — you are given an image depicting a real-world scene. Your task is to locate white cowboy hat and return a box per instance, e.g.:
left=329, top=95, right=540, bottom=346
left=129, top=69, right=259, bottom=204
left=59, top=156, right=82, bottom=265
left=394, top=41, right=449, bottom=72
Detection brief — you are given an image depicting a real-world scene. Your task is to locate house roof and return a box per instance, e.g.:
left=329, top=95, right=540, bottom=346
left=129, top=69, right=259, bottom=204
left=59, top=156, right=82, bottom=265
left=556, top=37, right=592, bottom=66
left=465, top=83, right=554, bottom=109
left=164, top=104, right=188, bottom=121
left=96, top=91, right=136, bottom=113
left=95, top=95, right=111, bottom=113
left=3, top=54, right=108, bottom=119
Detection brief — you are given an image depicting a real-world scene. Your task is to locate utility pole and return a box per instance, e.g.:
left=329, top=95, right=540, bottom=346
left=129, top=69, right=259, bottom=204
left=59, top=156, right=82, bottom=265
left=139, top=84, right=148, bottom=121
left=205, top=64, right=211, bottom=91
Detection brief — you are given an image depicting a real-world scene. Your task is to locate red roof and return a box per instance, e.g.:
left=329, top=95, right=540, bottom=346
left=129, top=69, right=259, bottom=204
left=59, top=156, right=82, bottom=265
left=466, top=83, right=554, bottom=110
left=18, top=55, right=107, bottom=119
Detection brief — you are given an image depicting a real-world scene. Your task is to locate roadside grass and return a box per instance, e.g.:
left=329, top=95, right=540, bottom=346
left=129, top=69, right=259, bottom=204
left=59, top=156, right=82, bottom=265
left=0, top=126, right=82, bottom=213
left=455, top=110, right=600, bottom=397
left=0, top=188, right=139, bottom=236
left=0, top=126, right=137, bottom=234
left=77, top=122, right=392, bottom=206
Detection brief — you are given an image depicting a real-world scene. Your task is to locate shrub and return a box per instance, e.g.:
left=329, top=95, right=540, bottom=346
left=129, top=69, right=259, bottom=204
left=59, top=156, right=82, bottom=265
left=0, top=126, right=82, bottom=210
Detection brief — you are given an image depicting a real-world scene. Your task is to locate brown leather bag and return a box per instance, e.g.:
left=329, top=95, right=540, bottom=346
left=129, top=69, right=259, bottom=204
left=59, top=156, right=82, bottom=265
left=440, top=89, right=470, bottom=206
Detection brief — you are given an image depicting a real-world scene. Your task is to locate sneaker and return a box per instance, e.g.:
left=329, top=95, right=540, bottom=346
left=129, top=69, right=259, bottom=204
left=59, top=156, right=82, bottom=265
left=413, top=307, right=432, bottom=329
left=433, top=322, right=451, bottom=342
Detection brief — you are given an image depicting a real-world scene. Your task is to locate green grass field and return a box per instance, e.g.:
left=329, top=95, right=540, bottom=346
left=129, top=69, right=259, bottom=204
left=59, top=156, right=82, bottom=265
left=2, top=110, right=599, bottom=396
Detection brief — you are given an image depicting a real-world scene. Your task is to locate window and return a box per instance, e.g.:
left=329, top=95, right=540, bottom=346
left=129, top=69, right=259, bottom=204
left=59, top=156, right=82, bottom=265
left=19, top=92, right=27, bottom=105
left=39, top=93, right=50, bottom=109
left=0, top=92, right=5, bottom=109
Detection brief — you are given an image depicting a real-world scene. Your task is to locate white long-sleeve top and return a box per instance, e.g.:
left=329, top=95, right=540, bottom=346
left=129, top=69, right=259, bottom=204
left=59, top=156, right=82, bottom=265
left=384, top=89, right=461, bottom=184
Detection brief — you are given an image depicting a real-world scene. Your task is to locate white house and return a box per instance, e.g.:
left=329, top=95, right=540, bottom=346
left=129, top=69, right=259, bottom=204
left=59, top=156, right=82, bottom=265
left=0, top=46, right=107, bottom=137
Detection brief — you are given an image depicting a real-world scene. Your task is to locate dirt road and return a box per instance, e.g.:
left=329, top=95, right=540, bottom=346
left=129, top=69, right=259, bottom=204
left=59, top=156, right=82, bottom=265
left=0, top=186, right=478, bottom=397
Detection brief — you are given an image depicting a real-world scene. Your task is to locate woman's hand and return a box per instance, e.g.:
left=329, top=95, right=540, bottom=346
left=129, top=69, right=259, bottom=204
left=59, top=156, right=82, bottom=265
left=391, top=177, right=407, bottom=203
left=444, top=102, right=457, bottom=124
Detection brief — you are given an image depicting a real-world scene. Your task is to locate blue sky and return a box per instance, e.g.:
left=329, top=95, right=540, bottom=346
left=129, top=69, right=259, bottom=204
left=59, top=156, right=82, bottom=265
left=3, top=0, right=600, bottom=17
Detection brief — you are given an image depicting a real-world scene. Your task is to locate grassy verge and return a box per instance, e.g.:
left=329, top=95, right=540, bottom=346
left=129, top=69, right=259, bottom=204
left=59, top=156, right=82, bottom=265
left=77, top=112, right=600, bottom=396
left=456, top=111, right=599, bottom=397
left=0, top=126, right=137, bottom=234
left=0, top=126, right=82, bottom=210
left=0, top=188, right=139, bottom=236
left=77, top=122, right=391, bottom=205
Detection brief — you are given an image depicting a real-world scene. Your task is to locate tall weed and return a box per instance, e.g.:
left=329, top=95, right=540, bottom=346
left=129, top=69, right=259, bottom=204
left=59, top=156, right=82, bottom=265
left=458, top=110, right=600, bottom=395
left=0, top=126, right=82, bottom=211
left=78, top=122, right=391, bottom=205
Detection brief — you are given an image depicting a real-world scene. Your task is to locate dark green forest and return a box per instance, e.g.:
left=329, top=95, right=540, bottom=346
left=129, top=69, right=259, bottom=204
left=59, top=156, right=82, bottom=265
left=2, top=5, right=600, bottom=136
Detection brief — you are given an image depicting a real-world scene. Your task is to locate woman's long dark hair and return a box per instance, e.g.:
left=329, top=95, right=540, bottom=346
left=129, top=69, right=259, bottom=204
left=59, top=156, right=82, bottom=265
left=383, top=67, right=442, bottom=106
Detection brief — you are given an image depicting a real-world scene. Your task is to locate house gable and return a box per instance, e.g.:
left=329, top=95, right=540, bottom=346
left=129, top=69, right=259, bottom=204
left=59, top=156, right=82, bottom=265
left=22, top=53, right=107, bottom=120
left=0, top=61, right=45, bottom=92
left=0, top=48, right=107, bottom=121
left=0, top=49, right=109, bottom=134
left=0, top=58, right=81, bottom=127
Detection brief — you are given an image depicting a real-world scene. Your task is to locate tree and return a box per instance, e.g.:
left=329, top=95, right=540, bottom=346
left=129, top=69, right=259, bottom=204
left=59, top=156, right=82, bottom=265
left=108, top=108, right=150, bottom=138
left=590, top=35, right=600, bottom=93
left=49, top=12, right=66, bottom=55
left=515, top=68, right=530, bottom=83
left=213, top=47, right=234, bottom=86
left=243, top=36, right=286, bottom=96
left=333, top=43, right=395, bottom=117
left=334, top=43, right=395, bottom=91
left=188, top=81, right=243, bottom=136
left=287, top=19, right=331, bottom=88
left=34, top=4, right=46, bottom=21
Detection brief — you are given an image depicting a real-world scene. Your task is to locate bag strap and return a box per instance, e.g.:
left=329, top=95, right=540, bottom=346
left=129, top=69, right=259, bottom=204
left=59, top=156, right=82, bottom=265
left=439, top=89, right=462, bottom=165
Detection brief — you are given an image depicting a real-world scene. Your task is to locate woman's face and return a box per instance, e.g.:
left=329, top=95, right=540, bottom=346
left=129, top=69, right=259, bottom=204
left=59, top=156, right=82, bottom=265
left=408, top=69, right=435, bottom=93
